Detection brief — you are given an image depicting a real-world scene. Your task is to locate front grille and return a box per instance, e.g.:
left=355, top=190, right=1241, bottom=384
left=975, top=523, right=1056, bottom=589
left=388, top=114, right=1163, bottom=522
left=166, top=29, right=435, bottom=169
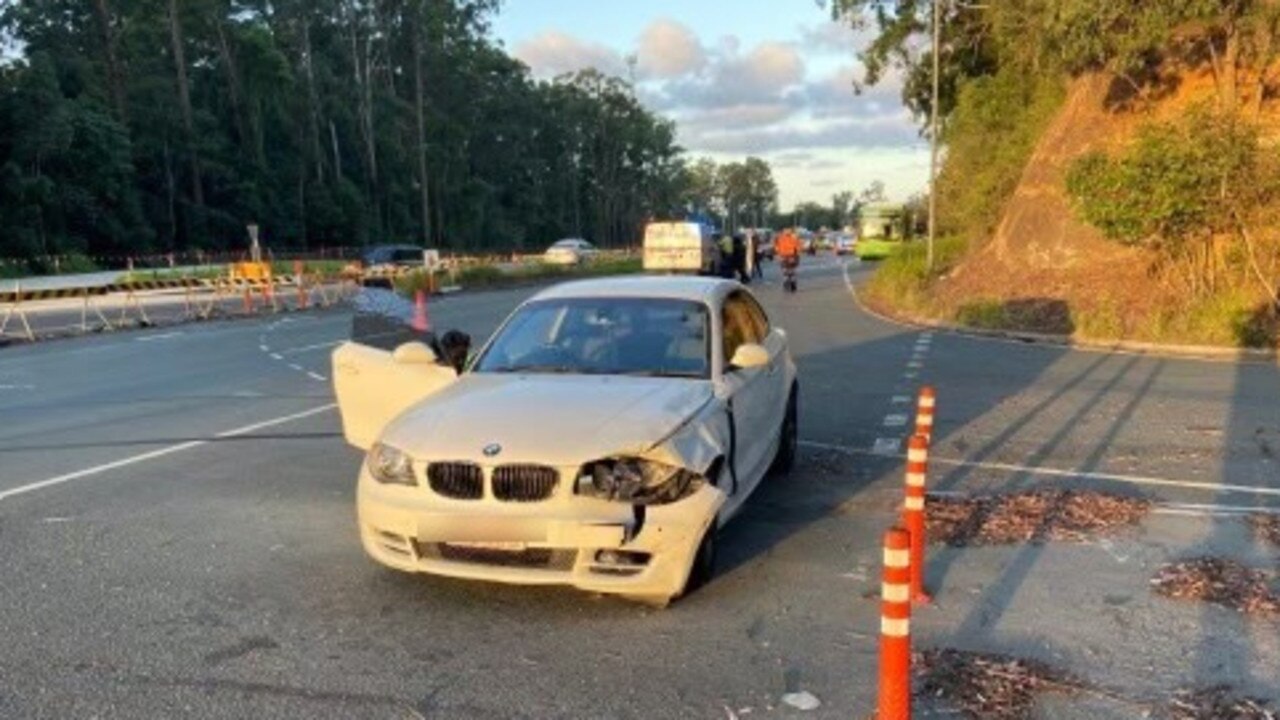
left=427, top=462, right=483, bottom=499
left=419, top=543, right=577, bottom=570
left=492, top=464, right=559, bottom=502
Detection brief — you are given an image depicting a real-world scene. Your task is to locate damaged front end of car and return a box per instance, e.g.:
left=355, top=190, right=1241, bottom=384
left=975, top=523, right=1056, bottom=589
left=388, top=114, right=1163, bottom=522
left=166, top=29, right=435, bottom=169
left=355, top=398, right=731, bottom=606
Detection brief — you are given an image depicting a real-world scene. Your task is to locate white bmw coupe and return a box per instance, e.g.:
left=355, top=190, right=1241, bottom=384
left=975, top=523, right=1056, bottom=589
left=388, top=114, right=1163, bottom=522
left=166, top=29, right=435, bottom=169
left=332, top=275, right=798, bottom=606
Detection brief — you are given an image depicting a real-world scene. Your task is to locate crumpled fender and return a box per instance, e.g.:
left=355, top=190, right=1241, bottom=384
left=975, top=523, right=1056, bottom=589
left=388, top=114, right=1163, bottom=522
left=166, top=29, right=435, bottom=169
left=639, top=395, right=731, bottom=482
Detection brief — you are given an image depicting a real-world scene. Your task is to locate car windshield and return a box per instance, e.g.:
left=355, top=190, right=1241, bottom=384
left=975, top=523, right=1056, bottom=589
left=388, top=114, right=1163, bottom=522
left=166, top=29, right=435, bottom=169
left=474, top=297, right=709, bottom=378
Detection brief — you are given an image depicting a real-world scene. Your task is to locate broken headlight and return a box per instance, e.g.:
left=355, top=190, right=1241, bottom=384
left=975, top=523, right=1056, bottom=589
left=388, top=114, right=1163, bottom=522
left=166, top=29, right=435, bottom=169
left=576, top=458, right=705, bottom=505
left=367, top=442, right=417, bottom=486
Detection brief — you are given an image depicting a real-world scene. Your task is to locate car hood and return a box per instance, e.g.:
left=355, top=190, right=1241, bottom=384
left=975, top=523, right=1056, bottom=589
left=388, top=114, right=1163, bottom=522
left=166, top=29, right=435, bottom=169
left=380, top=373, right=715, bottom=466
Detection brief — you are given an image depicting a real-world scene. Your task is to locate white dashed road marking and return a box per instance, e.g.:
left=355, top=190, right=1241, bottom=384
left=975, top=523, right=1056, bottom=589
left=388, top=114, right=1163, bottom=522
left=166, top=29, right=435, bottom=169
left=136, top=332, right=184, bottom=342
left=307, top=372, right=328, bottom=382
left=871, top=438, right=901, bottom=456
left=0, top=404, right=337, bottom=503
left=891, top=395, right=911, bottom=404
left=278, top=339, right=343, bottom=355
left=883, top=414, right=908, bottom=428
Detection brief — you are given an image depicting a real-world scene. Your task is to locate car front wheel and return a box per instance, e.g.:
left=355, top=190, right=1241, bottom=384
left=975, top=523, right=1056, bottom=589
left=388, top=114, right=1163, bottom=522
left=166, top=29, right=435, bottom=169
left=680, top=520, right=718, bottom=598
left=772, top=384, right=798, bottom=475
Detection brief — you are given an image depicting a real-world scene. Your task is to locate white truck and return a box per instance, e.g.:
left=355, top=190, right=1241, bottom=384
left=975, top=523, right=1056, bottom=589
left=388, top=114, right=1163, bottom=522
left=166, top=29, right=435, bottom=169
left=643, top=222, right=717, bottom=275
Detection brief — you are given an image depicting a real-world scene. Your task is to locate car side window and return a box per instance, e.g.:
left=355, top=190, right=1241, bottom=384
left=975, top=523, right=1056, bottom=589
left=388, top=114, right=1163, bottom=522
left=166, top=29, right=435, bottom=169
left=742, top=294, right=770, bottom=339
left=722, top=292, right=762, bottom=366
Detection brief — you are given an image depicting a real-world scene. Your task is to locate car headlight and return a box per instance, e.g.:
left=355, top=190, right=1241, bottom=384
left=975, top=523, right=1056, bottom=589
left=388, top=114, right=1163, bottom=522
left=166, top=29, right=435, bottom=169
left=576, top=458, right=705, bottom=505
left=367, top=442, right=417, bottom=486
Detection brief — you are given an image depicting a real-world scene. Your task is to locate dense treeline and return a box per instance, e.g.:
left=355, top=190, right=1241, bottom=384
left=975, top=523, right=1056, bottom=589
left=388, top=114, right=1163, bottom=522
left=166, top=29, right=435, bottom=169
left=0, top=0, right=737, bottom=262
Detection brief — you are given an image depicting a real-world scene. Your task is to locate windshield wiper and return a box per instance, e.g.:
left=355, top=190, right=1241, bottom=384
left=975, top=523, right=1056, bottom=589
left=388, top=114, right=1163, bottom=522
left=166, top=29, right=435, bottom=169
left=612, top=369, right=703, bottom=379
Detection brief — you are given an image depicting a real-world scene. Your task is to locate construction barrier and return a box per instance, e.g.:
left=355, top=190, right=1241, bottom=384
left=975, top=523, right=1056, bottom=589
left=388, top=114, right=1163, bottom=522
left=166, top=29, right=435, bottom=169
left=0, top=272, right=360, bottom=342
left=879, top=526, right=913, bottom=720
left=915, top=386, right=936, bottom=442
left=904, top=434, right=932, bottom=604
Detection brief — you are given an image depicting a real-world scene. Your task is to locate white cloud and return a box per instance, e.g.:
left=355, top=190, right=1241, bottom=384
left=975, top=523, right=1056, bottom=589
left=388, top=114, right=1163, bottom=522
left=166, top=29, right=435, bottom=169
left=636, top=19, right=706, bottom=79
left=505, top=20, right=930, bottom=206
left=680, top=103, right=794, bottom=131
left=794, top=64, right=906, bottom=120
left=684, top=117, right=921, bottom=155
left=513, top=30, right=626, bottom=79
left=797, top=20, right=872, bottom=55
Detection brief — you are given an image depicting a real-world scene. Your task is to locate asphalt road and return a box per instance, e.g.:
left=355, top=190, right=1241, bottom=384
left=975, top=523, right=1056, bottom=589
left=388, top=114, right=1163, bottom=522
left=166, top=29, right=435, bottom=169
left=1, top=256, right=1276, bottom=718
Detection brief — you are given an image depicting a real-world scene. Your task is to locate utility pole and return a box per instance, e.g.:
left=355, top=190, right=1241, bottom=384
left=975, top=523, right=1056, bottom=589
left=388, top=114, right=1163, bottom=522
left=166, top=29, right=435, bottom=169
left=927, top=0, right=941, bottom=272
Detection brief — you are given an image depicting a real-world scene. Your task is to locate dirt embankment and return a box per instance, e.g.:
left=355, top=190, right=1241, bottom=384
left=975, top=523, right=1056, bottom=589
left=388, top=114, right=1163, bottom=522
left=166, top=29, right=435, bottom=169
left=926, top=70, right=1279, bottom=344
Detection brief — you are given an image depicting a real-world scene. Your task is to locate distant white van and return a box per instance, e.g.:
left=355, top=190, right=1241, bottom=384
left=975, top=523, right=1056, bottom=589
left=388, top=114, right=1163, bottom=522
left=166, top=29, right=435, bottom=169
left=643, top=222, right=716, bottom=274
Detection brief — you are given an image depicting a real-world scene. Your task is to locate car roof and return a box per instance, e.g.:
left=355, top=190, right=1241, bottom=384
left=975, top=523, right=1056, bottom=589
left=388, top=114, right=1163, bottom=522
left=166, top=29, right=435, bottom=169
left=530, top=275, right=738, bottom=304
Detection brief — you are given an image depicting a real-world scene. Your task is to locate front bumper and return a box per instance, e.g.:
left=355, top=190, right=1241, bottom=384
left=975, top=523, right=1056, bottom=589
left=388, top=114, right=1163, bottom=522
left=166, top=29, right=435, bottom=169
left=356, top=467, right=724, bottom=599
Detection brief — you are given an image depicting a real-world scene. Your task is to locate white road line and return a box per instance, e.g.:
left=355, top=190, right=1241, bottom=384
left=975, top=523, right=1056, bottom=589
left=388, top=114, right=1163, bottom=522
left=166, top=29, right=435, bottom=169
left=871, top=438, right=901, bottom=455
left=278, top=339, right=343, bottom=355
left=135, top=332, right=183, bottom=342
left=307, top=372, right=327, bottom=382
left=288, top=363, right=304, bottom=371
left=259, top=344, right=270, bottom=352
left=0, top=384, right=35, bottom=391
left=891, top=395, right=911, bottom=404
left=798, top=439, right=1280, bottom=499
left=269, top=353, right=283, bottom=360
left=883, top=414, right=908, bottom=427
left=907, top=360, right=923, bottom=369
left=904, top=372, right=919, bottom=379
left=0, top=404, right=337, bottom=504
left=1153, top=501, right=1280, bottom=516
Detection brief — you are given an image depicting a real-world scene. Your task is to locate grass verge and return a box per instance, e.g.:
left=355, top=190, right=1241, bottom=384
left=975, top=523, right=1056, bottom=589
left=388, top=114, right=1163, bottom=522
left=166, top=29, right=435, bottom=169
left=862, top=236, right=968, bottom=318
left=854, top=239, right=907, bottom=261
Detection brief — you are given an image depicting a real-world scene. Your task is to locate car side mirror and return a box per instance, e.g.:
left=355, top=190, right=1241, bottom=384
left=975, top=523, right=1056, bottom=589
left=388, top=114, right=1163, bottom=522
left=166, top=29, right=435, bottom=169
left=728, top=343, right=770, bottom=370
left=392, top=341, right=439, bottom=365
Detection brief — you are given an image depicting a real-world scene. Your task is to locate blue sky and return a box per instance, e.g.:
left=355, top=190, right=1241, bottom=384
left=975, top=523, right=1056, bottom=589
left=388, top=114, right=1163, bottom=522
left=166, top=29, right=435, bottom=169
left=491, top=1, right=929, bottom=209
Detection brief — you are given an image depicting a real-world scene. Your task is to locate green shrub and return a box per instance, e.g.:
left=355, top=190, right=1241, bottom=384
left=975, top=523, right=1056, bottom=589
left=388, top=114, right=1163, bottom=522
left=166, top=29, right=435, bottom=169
left=936, top=70, right=1066, bottom=240
left=1065, top=107, right=1262, bottom=249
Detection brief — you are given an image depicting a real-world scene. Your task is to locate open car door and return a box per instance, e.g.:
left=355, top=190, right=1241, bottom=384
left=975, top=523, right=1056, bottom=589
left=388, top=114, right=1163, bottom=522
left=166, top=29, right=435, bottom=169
left=332, top=341, right=459, bottom=450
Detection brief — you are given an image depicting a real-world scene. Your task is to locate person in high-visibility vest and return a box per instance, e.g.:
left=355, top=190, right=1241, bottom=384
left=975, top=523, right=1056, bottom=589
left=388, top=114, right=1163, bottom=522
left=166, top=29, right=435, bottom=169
left=776, top=229, right=802, bottom=292
left=716, top=232, right=735, bottom=278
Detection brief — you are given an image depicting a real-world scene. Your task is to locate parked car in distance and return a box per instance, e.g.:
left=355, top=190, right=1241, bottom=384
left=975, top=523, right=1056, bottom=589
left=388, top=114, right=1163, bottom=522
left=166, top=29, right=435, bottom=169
left=835, top=235, right=856, bottom=255
left=362, top=244, right=428, bottom=270
left=544, top=238, right=597, bottom=266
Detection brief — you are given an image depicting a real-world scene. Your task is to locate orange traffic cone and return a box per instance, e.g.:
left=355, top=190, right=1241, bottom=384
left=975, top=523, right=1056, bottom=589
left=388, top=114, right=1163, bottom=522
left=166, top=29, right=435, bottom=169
left=412, top=290, right=430, bottom=332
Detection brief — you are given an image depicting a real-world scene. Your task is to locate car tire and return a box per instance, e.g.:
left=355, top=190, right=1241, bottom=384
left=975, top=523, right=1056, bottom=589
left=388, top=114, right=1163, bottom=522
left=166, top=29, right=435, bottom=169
left=771, top=384, right=798, bottom=475
left=679, top=519, right=719, bottom=599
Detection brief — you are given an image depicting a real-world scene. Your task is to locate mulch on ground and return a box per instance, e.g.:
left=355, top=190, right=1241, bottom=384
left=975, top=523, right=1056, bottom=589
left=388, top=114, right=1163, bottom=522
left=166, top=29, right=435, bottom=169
left=1151, top=557, right=1280, bottom=615
left=1249, top=514, right=1280, bottom=548
left=1169, top=686, right=1278, bottom=720
left=916, top=649, right=1081, bottom=720
left=926, top=490, right=1151, bottom=546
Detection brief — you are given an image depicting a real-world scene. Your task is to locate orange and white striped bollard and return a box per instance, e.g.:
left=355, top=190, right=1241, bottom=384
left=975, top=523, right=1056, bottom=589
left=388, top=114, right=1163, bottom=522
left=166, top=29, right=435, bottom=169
left=915, top=386, right=936, bottom=442
left=412, top=290, right=430, bottom=333
left=878, top=526, right=912, bottom=720
left=904, top=434, right=931, bottom=604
